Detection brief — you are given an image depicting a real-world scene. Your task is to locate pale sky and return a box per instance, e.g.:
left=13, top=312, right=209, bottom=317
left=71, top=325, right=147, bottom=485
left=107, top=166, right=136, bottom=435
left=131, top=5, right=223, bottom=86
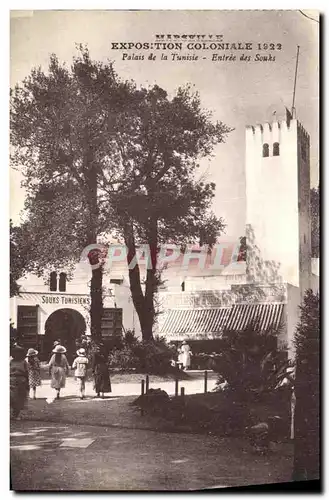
left=10, top=10, right=319, bottom=239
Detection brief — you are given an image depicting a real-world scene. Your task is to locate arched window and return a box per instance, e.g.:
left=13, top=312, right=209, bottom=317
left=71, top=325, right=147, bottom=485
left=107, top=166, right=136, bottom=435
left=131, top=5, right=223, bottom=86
left=49, top=271, right=57, bottom=291
left=59, top=272, right=67, bottom=292
left=273, top=142, right=280, bottom=156
left=262, top=143, right=269, bottom=157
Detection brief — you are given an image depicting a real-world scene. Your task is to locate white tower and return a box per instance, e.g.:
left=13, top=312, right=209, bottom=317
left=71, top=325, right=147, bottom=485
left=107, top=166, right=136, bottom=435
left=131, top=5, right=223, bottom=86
left=245, top=114, right=311, bottom=297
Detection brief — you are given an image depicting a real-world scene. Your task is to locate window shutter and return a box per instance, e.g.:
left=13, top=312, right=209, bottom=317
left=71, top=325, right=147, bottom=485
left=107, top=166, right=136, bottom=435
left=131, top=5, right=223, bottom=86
left=17, top=305, right=38, bottom=348
left=59, top=272, right=67, bottom=292
left=50, top=271, right=57, bottom=291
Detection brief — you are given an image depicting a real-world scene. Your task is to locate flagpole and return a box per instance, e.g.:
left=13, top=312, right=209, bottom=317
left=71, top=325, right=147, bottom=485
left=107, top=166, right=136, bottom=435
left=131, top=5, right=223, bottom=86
left=291, top=45, right=300, bottom=117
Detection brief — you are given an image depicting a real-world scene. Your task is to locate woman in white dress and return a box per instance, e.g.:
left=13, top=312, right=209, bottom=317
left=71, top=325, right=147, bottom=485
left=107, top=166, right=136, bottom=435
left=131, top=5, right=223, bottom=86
left=179, top=341, right=192, bottom=370
left=48, top=345, right=70, bottom=399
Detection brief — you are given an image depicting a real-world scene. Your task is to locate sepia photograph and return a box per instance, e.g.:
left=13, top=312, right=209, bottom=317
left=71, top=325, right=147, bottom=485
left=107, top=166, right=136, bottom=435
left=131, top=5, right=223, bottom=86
left=9, top=9, right=320, bottom=491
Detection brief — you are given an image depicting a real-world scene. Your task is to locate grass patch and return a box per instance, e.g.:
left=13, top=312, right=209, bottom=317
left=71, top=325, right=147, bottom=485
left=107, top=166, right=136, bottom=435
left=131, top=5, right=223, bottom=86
left=133, top=390, right=291, bottom=439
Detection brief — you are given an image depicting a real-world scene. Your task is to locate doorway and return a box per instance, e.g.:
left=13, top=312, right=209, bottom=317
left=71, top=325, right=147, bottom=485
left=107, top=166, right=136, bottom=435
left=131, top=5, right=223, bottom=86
left=44, top=308, right=86, bottom=362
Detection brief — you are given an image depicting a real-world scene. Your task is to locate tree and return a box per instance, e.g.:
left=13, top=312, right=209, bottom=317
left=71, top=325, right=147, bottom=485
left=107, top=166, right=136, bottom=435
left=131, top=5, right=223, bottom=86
left=10, top=46, right=137, bottom=338
left=292, top=289, right=320, bottom=481
left=101, top=85, right=230, bottom=340
left=310, top=185, right=320, bottom=258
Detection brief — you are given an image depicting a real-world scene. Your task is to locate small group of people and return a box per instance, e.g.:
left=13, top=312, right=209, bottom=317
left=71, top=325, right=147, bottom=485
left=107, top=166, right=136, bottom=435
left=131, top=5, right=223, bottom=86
left=48, top=342, right=112, bottom=400
left=10, top=341, right=112, bottom=419
left=172, top=341, right=192, bottom=371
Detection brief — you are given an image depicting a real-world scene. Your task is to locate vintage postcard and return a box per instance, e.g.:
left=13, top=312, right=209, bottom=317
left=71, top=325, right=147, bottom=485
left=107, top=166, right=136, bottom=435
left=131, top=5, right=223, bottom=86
left=9, top=10, right=320, bottom=491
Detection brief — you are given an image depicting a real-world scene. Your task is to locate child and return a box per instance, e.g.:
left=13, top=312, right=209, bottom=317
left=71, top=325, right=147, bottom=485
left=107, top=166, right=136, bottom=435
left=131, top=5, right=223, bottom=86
left=10, top=344, right=29, bottom=419
left=72, top=348, right=89, bottom=399
left=25, top=348, right=41, bottom=399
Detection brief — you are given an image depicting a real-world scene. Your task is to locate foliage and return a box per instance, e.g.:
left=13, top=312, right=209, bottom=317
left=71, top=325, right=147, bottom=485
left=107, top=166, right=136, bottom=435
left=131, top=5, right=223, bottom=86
left=108, top=344, right=140, bottom=372
left=293, top=289, right=320, bottom=481
left=10, top=46, right=135, bottom=337
left=213, top=321, right=293, bottom=401
left=237, top=235, right=247, bottom=262
left=10, top=220, right=31, bottom=296
left=123, top=329, right=139, bottom=346
left=108, top=333, right=176, bottom=374
left=310, top=185, right=320, bottom=258
left=246, top=224, right=282, bottom=284
left=74, top=335, right=95, bottom=360
left=74, top=334, right=124, bottom=361
left=294, top=289, right=319, bottom=359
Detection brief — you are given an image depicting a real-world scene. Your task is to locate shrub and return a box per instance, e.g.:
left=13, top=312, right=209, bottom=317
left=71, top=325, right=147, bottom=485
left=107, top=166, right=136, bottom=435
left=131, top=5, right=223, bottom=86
left=108, top=344, right=139, bottom=372
left=133, top=336, right=176, bottom=374
left=108, top=333, right=176, bottom=374
left=213, top=321, right=294, bottom=401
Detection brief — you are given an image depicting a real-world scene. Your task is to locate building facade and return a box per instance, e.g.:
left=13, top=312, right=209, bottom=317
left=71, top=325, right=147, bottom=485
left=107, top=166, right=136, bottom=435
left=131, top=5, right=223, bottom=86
left=10, top=265, right=138, bottom=359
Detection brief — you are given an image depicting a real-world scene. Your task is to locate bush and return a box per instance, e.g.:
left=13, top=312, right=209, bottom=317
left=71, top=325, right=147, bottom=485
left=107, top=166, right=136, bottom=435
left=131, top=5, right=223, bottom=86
left=108, top=333, right=176, bottom=374
left=108, top=344, right=139, bottom=372
left=75, top=335, right=124, bottom=362
left=212, top=322, right=293, bottom=401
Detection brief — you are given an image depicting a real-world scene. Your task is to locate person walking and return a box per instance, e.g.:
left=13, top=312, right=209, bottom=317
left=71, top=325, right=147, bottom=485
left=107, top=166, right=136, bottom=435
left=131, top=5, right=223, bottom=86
left=91, top=345, right=111, bottom=398
left=25, top=348, right=41, bottom=400
left=10, top=344, right=29, bottom=419
left=72, top=348, right=89, bottom=400
left=180, top=341, right=192, bottom=370
left=48, top=345, right=70, bottom=399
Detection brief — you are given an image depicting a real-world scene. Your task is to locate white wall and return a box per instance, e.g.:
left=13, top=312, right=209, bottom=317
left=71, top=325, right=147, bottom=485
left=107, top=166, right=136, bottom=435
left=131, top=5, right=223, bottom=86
left=246, top=119, right=300, bottom=286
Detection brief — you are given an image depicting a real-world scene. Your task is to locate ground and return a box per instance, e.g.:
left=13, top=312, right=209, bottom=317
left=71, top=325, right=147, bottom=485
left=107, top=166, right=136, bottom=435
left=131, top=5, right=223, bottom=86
left=10, top=420, right=293, bottom=491
left=10, top=372, right=294, bottom=491
left=32, top=369, right=218, bottom=399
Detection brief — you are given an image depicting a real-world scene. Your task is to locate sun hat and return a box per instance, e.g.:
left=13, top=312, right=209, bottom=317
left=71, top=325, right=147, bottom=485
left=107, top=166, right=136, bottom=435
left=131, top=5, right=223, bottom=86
left=52, top=345, right=67, bottom=354
left=76, top=348, right=86, bottom=356
left=26, top=348, right=38, bottom=357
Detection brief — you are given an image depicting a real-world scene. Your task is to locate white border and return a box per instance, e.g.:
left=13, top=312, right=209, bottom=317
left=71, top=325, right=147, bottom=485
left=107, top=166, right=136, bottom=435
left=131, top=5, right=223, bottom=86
left=2, top=3, right=325, bottom=499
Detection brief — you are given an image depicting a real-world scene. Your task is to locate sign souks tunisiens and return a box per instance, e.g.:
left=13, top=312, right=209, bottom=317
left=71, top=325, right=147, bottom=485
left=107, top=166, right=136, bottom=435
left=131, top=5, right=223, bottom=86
left=41, top=295, right=91, bottom=305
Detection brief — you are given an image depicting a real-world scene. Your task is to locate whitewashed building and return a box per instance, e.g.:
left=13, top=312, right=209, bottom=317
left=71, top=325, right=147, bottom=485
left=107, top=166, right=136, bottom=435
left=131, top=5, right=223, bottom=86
left=157, top=113, right=319, bottom=352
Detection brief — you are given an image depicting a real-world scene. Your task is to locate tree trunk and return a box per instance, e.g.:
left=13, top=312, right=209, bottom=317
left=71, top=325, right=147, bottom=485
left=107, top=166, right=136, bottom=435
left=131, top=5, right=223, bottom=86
left=90, top=266, right=103, bottom=340
left=143, top=220, right=158, bottom=340
left=85, top=157, right=103, bottom=340
left=124, top=225, right=154, bottom=342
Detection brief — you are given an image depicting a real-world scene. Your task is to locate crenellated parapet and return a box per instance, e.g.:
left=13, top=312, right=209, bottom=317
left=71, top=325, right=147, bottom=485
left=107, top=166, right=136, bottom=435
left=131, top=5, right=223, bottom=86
left=246, top=118, right=302, bottom=160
